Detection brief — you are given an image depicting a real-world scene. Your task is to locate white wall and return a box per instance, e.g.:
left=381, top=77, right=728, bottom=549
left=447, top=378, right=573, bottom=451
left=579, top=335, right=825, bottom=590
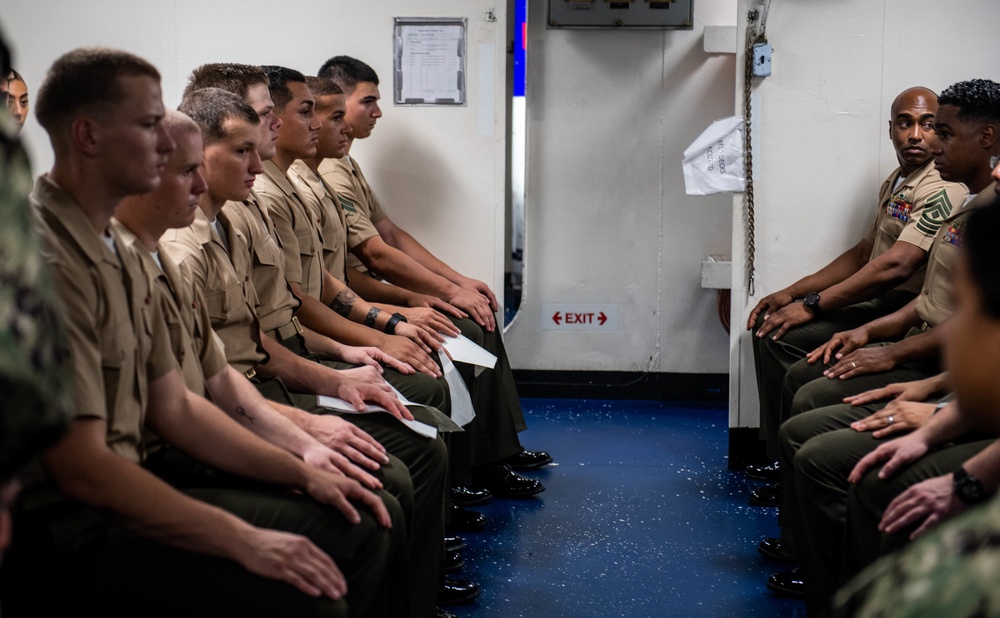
left=504, top=0, right=738, bottom=373
left=729, top=0, right=1000, bottom=428
left=0, top=0, right=507, bottom=302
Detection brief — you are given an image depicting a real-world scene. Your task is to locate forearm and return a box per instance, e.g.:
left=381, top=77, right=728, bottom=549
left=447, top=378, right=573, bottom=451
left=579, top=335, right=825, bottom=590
left=152, top=390, right=312, bottom=490
left=785, top=245, right=868, bottom=299
left=387, top=227, right=464, bottom=285
left=860, top=300, right=923, bottom=341
left=818, top=246, right=923, bottom=312
left=293, top=295, right=390, bottom=348
left=255, top=336, right=350, bottom=400
left=356, top=238, right=459, bottom=299
left=43, top=423, right=258, bottom=559
left=882, top=329, right=942, bottom=366
left=962, top=439, right=1000, bottom=494
left=205, top=366, right=324, bottom=460
left=915, top=402, right=975, bottom=447
left=345, top=267, right=414, bottom=305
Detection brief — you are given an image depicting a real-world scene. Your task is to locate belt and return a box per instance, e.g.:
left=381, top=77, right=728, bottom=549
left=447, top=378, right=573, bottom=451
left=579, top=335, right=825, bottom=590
left=244, top=367, right=257, bottom=380
left=266, top=316, right=303, bottom=344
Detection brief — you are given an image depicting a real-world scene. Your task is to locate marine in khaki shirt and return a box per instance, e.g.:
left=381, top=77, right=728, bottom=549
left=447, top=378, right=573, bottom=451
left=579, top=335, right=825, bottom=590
left=864, top=158, right=967, bottom=294
left=290, top=158, right=349, bottom=283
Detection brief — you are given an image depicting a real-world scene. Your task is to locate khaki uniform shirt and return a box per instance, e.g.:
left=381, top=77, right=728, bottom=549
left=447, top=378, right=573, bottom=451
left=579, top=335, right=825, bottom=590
left=31, top=175, right=175, bottom=465
left=914, top=186, right=995, bottom=327
left=862, top=161, right=967, bottom=294
left=114, top=219, right=228, bottom=395
left=256, top=161, right=324, bottom=299
left=319, top=155, right=387, bottom=274
left=161, top=208, right=267, bottom=374
left=223, top=191, right=300, bottom=334
left=290, top=160, right=350, bottom=284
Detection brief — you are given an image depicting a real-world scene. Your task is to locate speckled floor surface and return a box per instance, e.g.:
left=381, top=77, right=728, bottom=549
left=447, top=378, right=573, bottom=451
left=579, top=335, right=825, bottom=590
left=454, top=398, right=806, bottom=618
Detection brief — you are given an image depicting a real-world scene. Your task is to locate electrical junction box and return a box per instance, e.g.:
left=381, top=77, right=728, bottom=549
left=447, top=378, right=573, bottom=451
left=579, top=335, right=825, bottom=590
left=752, top=42, right=772, bottom=77
left=547, top=0, right=694, bottom=29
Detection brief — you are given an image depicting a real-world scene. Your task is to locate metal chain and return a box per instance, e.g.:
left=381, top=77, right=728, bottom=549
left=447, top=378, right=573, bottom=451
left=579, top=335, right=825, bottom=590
left=743, top=11, right=760, bottom=297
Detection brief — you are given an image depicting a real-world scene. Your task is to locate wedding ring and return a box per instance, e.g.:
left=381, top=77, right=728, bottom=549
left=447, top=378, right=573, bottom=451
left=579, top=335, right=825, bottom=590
left=852, top=362, right=857, bottom=369
left=887, top=415, right=895, bottom=426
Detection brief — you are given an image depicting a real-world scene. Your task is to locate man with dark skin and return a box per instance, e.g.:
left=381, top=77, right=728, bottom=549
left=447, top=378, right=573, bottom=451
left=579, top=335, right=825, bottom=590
left=746, top=87, right=967, bottom=491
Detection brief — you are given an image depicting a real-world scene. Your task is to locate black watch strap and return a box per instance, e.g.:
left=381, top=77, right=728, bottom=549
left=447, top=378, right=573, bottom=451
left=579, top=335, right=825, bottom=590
left=954, top=466, right=988, bottom=505
left=803, top=292, right=822, bottom=314
left=384, top=312, right=408, bottom=335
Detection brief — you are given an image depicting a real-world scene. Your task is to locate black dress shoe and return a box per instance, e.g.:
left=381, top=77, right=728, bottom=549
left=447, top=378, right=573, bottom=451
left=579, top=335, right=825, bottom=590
left=744, top=460, right=781, bottom=482
left=439, top=578, right=480, bottom=606
left=445, top=535, right=466, bottom=552
left=503, top=448, right=553, bottom=470
left=447, top=503, right=487, bottom=532
left=471, top=463, right=545, bottom=498
left=436, top=608, right=459, bottom=618
left=757, top=537, right=797, bottom=563
left=766, top=567, right=805, bottom=598
left=445, top=549, right=465, bottom=572
left=451, top=486, right=492, bottom=507
left=749, top=482, right=781, bottom=507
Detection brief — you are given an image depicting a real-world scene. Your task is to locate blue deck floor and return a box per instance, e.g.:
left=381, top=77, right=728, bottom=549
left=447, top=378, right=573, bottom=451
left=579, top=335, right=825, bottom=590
left=455, top=398, right=805, bottom=617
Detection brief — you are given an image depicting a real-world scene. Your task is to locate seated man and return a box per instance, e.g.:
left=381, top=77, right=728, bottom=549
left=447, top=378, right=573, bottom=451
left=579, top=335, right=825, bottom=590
left=0, top=47, right=396, bottom=617
left=772, top=79, right=1000, bottom=614
left=162, top=86, right=464, bottom=614
left=746, top=87, right=967, bottom=479
left=317, top=55, right=550, bottom=496
left=835, top=196, right=1000, bottom=617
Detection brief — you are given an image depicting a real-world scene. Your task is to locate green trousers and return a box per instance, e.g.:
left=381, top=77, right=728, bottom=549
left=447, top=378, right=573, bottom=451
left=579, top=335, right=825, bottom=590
left=257, top=334, right=447, bottom=618
left=753, top=291, right=914, bottom=458
left=778, top=402, right=894, bottom=615
left=2, top=489, right=402, bottom=618
left=845, top=437, right=994, bottom=587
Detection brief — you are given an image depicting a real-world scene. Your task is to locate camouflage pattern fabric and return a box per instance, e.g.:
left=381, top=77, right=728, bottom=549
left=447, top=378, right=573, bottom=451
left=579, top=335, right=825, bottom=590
left=0, top=109, right=70, bottom=480
left=836, top=493, right=1000, bottom=617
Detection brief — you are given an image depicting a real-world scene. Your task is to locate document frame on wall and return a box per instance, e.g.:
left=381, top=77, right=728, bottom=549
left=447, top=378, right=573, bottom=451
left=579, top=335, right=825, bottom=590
left=393, top=17, right=467, bottom=106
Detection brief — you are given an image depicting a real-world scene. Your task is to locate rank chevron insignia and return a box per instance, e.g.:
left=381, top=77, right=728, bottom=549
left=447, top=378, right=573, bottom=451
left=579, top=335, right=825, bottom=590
left=915, top=189, right=953, bottom=236
left=338, top=195, right=358, bottom=213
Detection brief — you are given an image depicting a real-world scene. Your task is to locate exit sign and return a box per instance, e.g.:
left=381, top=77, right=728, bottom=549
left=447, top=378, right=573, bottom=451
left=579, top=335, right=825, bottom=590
left=541, top=304, right=619, bottom=331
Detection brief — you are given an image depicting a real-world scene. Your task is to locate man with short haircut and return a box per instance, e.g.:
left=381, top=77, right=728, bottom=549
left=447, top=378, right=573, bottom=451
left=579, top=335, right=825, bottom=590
left=746, top=87, right=967, bottom=483
left=1, top=47, right=395, bottom=618
left=318, top=56, right=550, bottom=498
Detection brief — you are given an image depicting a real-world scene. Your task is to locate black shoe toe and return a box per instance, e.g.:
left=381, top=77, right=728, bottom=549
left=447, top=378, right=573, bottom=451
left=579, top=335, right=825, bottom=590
left=439, top=578, right=480, bottom=606
left=757, top=537, right=796, bottom=563
left=766, top=568, right=805, bottom=598
left=472, top=464, right=545, bottom=498
left=444, top=535, right=466, bottom=552
left=447, top=503, right=487, bottom=533
left=504, top=448, right=553, bottom=470
left=749, top=482, right=781, bottom=507
left=445, top=549, right=465, bottom=572
left=744, top=460, right=781, bottom=482
left=450, top=486, right=492, bottom=506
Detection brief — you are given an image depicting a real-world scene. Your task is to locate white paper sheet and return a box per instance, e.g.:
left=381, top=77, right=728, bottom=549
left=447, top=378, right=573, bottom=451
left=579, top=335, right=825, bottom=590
left=440, top=352, right=476, bottom=427
left=441, top=334, right=497, bottom=369
left=315, top=395, right=439, bottom=439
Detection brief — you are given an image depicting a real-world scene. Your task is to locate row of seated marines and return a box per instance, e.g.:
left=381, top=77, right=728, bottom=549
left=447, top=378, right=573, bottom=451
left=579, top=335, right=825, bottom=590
left=744, top=80, right=1000, bottom=616
left=0, top=47, right=554, bottom=618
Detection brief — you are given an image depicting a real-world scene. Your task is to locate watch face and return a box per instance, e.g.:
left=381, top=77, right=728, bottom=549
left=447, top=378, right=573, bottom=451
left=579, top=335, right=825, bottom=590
left=804, top=292, right=820, bottom=308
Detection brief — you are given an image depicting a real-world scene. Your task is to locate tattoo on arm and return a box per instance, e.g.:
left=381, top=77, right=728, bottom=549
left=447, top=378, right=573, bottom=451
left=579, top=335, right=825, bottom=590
left=364, top=307, right=382, bottom=328
left=235, top=406, right=255, bottom=425
left=331, top=288, right=358, bottom=318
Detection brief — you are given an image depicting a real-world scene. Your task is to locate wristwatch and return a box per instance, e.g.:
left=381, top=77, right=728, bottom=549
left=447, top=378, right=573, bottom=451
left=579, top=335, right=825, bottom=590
left=802, top=292, right=822, bottom=314
left=953, top=466, right=988, bottom=505
left=384, top=312, right=408, bottom=335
